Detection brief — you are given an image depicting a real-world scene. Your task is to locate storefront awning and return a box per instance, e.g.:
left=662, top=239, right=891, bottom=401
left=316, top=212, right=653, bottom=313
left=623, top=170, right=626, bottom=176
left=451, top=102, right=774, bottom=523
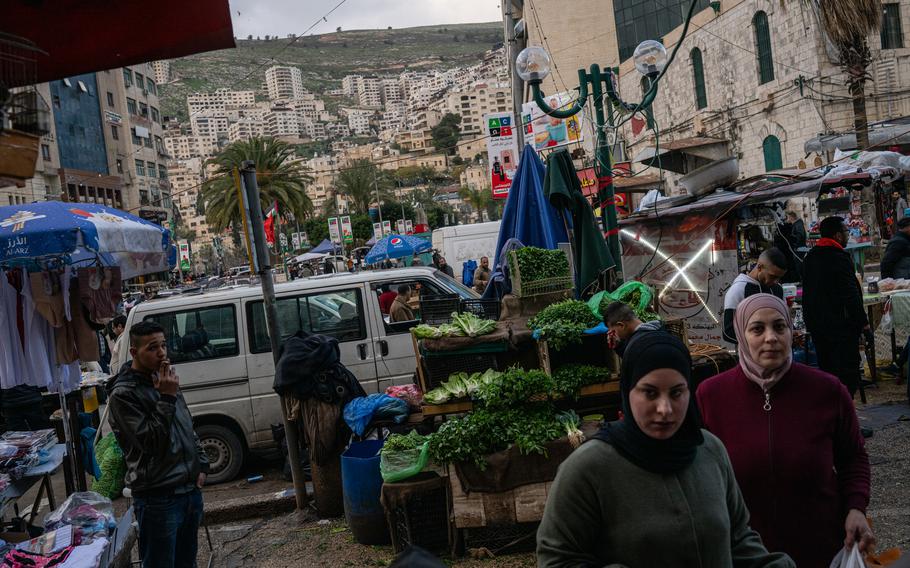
left=631, top=137, right=729, bottom=174
left=613, top=174, right=664, bottom=193
left=3, top=0, right=235, bottom=87
left=804, top=124, right=910, bottom=153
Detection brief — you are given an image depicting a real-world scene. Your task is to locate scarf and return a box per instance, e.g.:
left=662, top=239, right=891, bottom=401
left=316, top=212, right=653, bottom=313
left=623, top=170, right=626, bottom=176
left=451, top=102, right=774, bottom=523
left=815, top=237, right=844, bottom=249
left=592, top=332, right=703, bottom=474
left=733, top=293, right=793, bottom=392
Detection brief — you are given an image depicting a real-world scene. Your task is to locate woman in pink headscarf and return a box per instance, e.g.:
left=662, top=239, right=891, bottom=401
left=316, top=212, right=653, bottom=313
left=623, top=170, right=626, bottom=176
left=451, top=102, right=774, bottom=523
left=696, top=293, right=872, bottom=568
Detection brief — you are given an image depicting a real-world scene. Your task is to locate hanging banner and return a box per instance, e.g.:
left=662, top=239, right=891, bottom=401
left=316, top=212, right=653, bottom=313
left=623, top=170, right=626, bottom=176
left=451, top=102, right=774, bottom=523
left=278, top=232, right=288, bottom=252
left=340, top=215, right=353, bottom=244
left=382, top=220, right=392, bottom=236
left=396, top=219, right=406, bottom=234
left=521, top=91, right=584, bottom=152
left=291, top=232, right=301, bottom=250
left=328, top=217, right=342, bottom=244
left=404, top=220, right=413, bottom=234
left=298, top=230, right=310, bottom=248
left=484, top=112, right=520, bottom=200
left=372, top=222, right=383, bottom=241
left=178, top=242, right=191, bottom=272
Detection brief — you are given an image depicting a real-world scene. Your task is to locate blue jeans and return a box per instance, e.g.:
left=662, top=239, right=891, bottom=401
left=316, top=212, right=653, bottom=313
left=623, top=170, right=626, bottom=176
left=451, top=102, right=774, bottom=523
left=134, top=489, right=203, bottom=568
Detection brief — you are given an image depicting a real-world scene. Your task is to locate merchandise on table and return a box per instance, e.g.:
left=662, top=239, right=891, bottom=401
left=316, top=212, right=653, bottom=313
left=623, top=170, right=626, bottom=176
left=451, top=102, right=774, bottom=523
left=529, top=299, right=600, bottom=351
left=0, top=430, right=58, bottom=479
left=44, top=492, right=116, bottom=543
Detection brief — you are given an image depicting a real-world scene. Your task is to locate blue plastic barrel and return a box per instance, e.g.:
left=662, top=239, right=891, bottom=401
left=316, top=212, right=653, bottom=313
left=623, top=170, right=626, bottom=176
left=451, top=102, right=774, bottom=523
left=341, top=439, right=390, bottom=545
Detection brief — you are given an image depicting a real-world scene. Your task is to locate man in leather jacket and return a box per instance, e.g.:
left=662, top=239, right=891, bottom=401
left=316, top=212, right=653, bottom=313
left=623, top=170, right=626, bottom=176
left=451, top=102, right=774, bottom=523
left=881, top=217, right=910, bottom=279
left=107, top=321, right=209, bottom=568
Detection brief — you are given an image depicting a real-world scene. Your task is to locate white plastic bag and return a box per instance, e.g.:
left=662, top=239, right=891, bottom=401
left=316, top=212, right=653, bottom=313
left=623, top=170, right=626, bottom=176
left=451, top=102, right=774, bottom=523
left=829, top=544, right=866, bottom=568
left=879, top=310, right=893, bottom=334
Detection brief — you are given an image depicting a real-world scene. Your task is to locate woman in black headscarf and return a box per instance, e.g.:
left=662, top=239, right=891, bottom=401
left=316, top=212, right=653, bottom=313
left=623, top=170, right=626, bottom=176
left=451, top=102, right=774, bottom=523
left=536, top=332, right=794, bottom=568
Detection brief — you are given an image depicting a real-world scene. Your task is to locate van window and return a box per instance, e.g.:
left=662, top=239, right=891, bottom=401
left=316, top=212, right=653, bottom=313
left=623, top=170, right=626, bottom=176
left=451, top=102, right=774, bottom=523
left=373, top=278, right=451, bottom=333
left=143, top=305, right=239, bottom=363
left=247, top=289, right=365, bottom=353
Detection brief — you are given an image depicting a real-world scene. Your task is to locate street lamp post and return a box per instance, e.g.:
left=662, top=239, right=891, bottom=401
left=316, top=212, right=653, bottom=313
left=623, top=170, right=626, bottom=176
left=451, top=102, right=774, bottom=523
left=516, top=41, right=668, bottom=278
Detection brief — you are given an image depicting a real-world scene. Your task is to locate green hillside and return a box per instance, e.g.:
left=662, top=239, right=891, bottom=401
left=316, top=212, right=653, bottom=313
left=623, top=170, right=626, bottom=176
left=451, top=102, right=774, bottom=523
left=159, top=22, right=503, bottom=121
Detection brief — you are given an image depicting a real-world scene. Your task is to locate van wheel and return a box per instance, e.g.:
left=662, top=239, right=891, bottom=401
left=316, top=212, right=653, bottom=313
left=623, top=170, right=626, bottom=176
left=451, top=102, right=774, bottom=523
left=196, top=424, right=244, bottom=484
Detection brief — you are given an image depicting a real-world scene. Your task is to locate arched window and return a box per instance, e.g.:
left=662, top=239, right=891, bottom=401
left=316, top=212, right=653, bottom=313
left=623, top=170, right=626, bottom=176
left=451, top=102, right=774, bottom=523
left=762, top=135, right=783, bottom=171
left=753, top=11, right=774, bottom=84
left=691, top=48, right=707, bottom=110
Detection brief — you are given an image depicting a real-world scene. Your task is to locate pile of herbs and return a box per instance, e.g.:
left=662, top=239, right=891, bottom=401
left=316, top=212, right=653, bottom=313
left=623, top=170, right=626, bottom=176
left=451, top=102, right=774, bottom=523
left=552, top=364, right=614, bottom=399
left=413, top=312, right=496, bottom=339
left=529, top=299, right=601, bottom=350
left=511, top=247, right=570, bottom=283
left=427, top=405, right=577, bottom=468
left=381, top=431, right=427, bottom=456
left=422, top=369, right=502, bottom=405
left=473, top=367, right=553, bottom=409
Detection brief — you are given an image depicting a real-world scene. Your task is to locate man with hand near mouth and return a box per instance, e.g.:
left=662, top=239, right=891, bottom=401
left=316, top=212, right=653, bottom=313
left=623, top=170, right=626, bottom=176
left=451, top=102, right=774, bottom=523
left=108, top=321, right=209, bottom=568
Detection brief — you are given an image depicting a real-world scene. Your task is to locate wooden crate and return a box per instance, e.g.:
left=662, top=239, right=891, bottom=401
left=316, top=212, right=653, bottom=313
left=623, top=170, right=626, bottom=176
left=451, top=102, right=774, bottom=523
left=663, top=318, right=689, bottom=346
left=421, top=382, right=619, bottom=417
left=537, top=335, right=620, bottom=377
left=448, top=464, right=551, bottom=528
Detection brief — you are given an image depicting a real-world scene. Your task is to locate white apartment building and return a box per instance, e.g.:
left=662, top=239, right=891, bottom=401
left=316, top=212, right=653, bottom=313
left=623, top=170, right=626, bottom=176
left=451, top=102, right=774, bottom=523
left=151, top=61, right=171, bottom=85
left=326, top=122, right=352, bottom=138
left=169, top=158, right=214, bottom=245
left=190, top=111, right=230, bottom=139
left=265, top=65, right=306, bottom=101
left=0, top=83, right=62, bottom=205
left=186, top=89, right=256, bottom=114
left=342, top=75, right=363, bottom=97
left=382, top=79, right=403, bottom=104
left=359, top=76, right=383, bottom=108
left=300, top=118, right=327, bottom=140
left=266, top=106, right=301, bottom=138
left=444, top=83, right=511, bottom=136
left=346, top=108, right=374, bottom=136
left=228, top=118, right=266, bottom=142
left=164, top=134, right=218, bottom=160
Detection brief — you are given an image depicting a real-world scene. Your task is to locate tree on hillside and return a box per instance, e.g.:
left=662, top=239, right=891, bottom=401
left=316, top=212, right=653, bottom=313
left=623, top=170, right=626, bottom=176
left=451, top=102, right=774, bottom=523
left=431, top=113, right=462, bottom=155
left=200, top=137, right=313, bottom=231
left=458, top=186, right=492, bottom=221
left=817, top=0, right=882, bottom=149
left=335, top=159, right=390, bottom=215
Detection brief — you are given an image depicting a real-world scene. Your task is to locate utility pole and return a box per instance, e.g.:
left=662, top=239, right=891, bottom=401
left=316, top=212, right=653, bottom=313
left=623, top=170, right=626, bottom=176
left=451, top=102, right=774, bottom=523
left=373, top=166, right=383, bottom=225
left=239, top=161, right=309, bottom=511
left=502, top=0, right=527, bottom=148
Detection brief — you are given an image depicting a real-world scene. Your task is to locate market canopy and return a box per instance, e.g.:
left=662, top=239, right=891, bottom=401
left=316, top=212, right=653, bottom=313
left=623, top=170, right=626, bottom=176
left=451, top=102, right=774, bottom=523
left=364, top=234, right=431, bottom=264
left=311, top=239, right=342, bottom=255
left=295, top=252, right=326, bottom=263
left=2, top=0, right=234, bottom=86
left=0, top=201, right=175, bottom=278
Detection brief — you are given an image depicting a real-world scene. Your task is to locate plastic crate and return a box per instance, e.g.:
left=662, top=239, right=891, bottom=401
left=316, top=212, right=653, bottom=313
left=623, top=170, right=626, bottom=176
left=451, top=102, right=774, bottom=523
left=420, top=351, right=499, bottom=391
left=419, top=294, right=460, bottom=325
left=384, top=473, right=450, bottom=554
left=461, top=522, right=539, bottom=555
left=460, top=298, right=501, bottom=321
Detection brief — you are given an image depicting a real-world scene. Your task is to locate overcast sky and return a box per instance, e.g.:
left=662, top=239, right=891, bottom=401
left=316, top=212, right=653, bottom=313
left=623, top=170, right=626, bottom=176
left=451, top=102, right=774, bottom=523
left=229, top=0, right=503, bottom=37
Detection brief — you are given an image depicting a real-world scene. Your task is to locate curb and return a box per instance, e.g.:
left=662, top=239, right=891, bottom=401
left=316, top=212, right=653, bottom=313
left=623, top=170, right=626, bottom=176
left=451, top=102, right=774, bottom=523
left=204, top=488, right=298, bottom=524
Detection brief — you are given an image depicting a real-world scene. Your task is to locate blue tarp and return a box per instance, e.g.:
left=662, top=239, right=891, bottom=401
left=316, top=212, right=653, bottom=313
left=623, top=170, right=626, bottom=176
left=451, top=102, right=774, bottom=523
left=483, top=145, right=569, bottom=299
left=311, top=239, right=341, bottom=254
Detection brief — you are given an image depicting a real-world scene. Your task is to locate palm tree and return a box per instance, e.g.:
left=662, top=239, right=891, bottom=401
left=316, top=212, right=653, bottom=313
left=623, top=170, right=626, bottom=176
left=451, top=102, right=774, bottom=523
left=458, top=185, right=492, bottom=222
left=201, top=137, right=314, bottom=231
left=816, top=0, right=883, bottom=149
left=335, top=159, right=390, bottom=214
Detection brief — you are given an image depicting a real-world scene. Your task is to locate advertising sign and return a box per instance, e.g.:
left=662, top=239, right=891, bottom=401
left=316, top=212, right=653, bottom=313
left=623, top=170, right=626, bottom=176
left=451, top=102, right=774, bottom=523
left=298, top=231, right=310, bottom=248
left=404, top=220, right=413, bottom=234
left=382, top=220, right=392, bottom=236
left=328, top=217, right=341, bottom=244
left=178, top=242, right=191, bottom=272
left=396, top=219, right=406, bottom=234
left=340, top=215, right=353, bottom=244
left=372, top=222, right=383, bottom=241
left=484, top=112, right=520, bottom=200
left=521, top=91, right=583, bottom=152
left=278, top=232, right=288, bottom=251
left=291, top=232, right=301, bottom=250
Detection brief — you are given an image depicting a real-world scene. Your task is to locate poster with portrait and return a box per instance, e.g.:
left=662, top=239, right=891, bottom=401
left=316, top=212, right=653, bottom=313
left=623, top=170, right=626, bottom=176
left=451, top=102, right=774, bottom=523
left=340, top=215, right=353, bottom=244
left=372, top=222, right=382, bottom=241
left=522, top=91, right=583, bottom=152
left=382, top=220, right=392, bottom=236
left=328, top=217, right=341, bottom=244
left=484, top=112, right=520, bottom=199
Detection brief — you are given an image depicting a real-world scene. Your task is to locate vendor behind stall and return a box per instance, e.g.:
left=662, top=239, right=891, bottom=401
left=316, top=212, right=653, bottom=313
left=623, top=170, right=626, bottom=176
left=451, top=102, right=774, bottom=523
left=603, top=301, right=663, bottom=356
left=881, top=217, right=910, bottom=279
left=390, top=285, right=415, bottom=322
left=722, top=248, right=787, bottom=343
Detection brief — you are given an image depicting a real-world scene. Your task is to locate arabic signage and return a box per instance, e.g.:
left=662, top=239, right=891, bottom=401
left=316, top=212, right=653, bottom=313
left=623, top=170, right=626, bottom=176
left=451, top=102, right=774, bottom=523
left=340, top=215, right=353, bottom=244
left=484, top=112, right=519, bottom=200
left=328, top=217, right=341, bottom=244
left=178, top=242, right=191, bottom=271
left=522, top=91, right=583, bottom=152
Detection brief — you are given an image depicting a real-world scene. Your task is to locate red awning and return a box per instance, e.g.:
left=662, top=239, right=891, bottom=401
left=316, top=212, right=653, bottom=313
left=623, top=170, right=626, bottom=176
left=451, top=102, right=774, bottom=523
left=2, top=0, right=235, bottom=87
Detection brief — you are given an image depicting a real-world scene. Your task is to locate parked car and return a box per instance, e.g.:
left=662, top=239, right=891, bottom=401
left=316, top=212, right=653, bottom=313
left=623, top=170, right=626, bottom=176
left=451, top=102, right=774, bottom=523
left=123, top=267, right=477, bottom=483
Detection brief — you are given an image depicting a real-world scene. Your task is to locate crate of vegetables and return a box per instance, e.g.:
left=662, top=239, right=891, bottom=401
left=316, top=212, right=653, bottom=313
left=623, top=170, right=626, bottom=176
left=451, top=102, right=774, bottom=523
left=508, top=248, right=573, bottom=298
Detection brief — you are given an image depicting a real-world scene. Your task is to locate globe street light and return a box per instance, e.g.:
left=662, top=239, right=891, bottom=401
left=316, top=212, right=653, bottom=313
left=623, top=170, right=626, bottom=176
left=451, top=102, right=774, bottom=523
left=517, top=40, right=666, bottom=276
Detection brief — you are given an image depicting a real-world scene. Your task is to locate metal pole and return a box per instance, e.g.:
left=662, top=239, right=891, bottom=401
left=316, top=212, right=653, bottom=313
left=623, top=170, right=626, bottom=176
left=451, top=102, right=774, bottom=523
left=239, top=161, right=309, bottom=511
left=589, top=65, right=622, bottom=278
left=373, top=168, right=383, bottom=225
left=503, top=0, right=526, bottom=148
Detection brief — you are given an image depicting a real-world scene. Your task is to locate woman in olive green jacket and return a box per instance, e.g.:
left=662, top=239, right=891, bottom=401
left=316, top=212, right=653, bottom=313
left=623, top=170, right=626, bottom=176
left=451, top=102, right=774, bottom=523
left=536, top=333, right=793, bottom=568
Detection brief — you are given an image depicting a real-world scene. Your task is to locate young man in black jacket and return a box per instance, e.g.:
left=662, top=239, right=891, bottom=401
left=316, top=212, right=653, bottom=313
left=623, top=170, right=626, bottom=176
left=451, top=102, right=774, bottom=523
left=802, top=216, right=870, bottom=397
left=107, top=321, right=209, bottom=568
left=881, top=217, right=910, bottom=279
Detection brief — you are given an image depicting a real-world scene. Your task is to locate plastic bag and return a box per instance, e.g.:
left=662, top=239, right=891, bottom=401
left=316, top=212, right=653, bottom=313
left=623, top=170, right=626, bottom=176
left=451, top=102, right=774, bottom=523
left=91, top=433, right=126, bottom=500
left=588, top=281, right=656, bottom=321
left=830, top=545, right=867, bottom=568
left=343, top=394, right=410, bottom=436
left=385, top=385, right=424, bottom=409
left=879, top=310, right=893, bottom=334
left=44, top=491, right=115, bottom=541
left=380, top=441, right=430, bottom=482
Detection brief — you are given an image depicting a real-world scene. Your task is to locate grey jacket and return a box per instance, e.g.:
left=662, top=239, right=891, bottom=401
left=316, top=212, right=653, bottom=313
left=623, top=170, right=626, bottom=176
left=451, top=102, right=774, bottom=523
left=107, top=363, right=209, bottom=496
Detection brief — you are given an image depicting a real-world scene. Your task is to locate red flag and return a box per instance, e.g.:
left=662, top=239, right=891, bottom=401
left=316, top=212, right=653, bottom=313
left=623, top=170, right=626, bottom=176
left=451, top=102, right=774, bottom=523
left=631, top=115, right=646, bottom=137
left=264, top=202, right=277, bottom=245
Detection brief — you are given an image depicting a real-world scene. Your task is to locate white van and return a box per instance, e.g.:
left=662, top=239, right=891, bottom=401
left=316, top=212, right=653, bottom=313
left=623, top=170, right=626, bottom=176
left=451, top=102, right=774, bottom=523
left=123, top=267, right=476, bottom=483
left=432, top=221, right=501, bottom=282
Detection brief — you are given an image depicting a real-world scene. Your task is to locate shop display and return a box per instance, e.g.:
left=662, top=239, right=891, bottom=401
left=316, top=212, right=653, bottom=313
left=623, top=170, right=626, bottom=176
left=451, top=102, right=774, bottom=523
left=594, top=281, right=658, bottom=322
left=529, top=300, right=600, bottom=350
left=0, top=430, right=58, bottom=480
left=509, top=247, right=570, bottom=283
left=379, top=432, right=430, bottom=483
left=423, top=370, right=502, bottom=405
left=412, top=312, right=497, bottom=339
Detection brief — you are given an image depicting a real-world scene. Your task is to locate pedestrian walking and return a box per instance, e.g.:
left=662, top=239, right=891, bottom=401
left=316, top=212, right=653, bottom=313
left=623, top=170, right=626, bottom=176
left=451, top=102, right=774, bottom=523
left=722, top=247, right=786, bottom=343
left=473, top=256, right=491, bottom=293
left=894, top=190, right=908, bottom=223
left=801, top=216, right=870, bottom=397
left=107, top=321, right=209, bottom=568
left=437, top=256, right=454, bottom=278
left=536, top=332, right=794, bottom=568
left=697, top=294, right=872, bottom=568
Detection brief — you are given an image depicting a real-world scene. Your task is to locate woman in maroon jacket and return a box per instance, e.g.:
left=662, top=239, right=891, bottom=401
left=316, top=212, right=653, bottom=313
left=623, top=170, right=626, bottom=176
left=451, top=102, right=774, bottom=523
left=696, top=293, right=873, bottom=568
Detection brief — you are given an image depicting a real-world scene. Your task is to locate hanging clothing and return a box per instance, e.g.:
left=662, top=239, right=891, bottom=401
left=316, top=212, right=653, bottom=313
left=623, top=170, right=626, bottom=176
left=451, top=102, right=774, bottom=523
left=20, top=268, right=56, bottom=389
left=69, top=284, right=100, bottom=362
left=54, top=268, right=79, bottom=365
left=0, top=270, right=27, bottom=390
left=29, top=271, right=67, bottom=328
left=77, top=266, right=122, bottom=323
left=50, top=361, right=82, bottom=394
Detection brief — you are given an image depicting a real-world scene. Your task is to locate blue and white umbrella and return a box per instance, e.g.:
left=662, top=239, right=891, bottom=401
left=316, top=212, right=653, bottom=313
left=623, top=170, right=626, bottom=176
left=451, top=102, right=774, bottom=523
left=0, top=202, right=175, bottom=278
left=364, top=234, right=431, bottom=265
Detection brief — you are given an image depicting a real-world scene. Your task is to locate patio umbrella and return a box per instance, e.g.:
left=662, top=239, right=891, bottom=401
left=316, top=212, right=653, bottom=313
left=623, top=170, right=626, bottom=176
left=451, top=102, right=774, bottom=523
left=483, top=145, right=569, bottom=298
left=0, top=201, right=175, bottom=278
left=364, top=234, right=431, bottom=265
left=545, top=149, right=616, bottom=295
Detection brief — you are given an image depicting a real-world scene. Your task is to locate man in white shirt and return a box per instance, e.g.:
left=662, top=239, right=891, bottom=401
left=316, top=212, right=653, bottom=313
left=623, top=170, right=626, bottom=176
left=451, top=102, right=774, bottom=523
left=722, top=248, right=787, bottom=344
